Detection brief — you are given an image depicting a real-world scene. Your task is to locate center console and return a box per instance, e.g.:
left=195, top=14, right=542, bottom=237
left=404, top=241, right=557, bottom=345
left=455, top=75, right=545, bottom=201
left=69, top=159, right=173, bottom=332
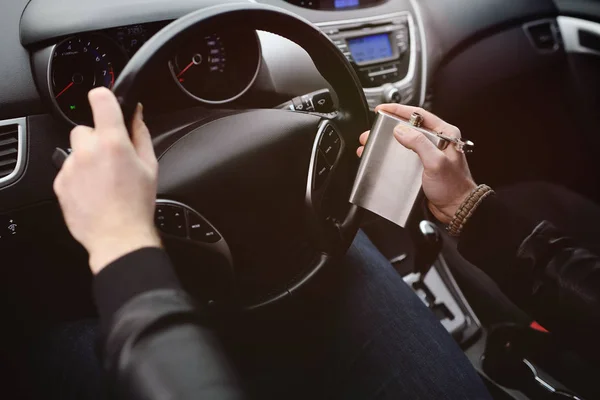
left=316, top=12, right=419, bottom=108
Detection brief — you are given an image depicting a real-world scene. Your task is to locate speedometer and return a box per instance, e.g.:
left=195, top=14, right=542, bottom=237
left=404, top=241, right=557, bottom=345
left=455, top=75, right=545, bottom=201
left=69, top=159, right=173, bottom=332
left=169, top=31, right=261, bottom=104
left=171, top=34, right=227, bottom=95
left=51, top=35, right=126, bottom=125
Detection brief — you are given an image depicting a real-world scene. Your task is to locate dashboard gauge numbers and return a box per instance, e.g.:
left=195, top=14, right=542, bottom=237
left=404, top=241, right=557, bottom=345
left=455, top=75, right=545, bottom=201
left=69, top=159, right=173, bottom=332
left=51, top=35, right=125, bottom=125
left=171, top=34, right=227, bottom=97
left=170, top=31, right=261, bottom=104
left=177, top=33, right=227, bottom=80
left=175, top=34, right=227, bottom=84
left=205, top=34, right=226, bottom=74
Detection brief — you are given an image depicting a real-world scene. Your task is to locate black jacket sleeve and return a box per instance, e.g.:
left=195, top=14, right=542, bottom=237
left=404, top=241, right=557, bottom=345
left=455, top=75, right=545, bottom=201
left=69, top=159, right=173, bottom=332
left=93, top=247, right=245, bottom=400
left=458, top=194, right=600, bottom=360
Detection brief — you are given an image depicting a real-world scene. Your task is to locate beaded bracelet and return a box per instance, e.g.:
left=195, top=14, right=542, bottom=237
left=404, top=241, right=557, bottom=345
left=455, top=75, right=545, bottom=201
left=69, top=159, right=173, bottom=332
left=447, top=184, right=494, bottom=237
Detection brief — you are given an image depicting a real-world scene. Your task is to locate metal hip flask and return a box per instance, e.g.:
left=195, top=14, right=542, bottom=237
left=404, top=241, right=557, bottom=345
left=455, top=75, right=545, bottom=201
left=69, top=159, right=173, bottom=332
left=349, top=110, right=450, bottom=227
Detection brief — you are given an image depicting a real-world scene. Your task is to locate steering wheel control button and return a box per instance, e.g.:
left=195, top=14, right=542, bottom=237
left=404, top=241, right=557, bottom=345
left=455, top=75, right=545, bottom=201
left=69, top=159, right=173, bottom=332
left=155, top=205, right=187, bottom=238
left=319, top=132, right=342, bottom=166
left=319, top=126, right=342, bottom=165
left=292, top=97, right=306, bottom=112
left=188, top=212, right=206, bottom=240
left=301, top=96, right=314, bottom=112
left=187, top=211, right=221, bottom=243
left=312, top=91, right=334, bottom=113
left=314, top=151, right=331, bottom=190
left=287, top=90, right=337, bottom=114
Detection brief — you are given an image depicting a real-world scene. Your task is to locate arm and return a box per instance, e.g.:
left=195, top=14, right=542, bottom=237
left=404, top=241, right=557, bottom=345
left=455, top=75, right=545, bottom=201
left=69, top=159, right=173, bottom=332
left=54, top=88, right=244, bottom=399
left=358, top=104, right=600, bottom=359
left=459, top=194, right=600, bottom=359
left=95, top=248, right=243, bottom=400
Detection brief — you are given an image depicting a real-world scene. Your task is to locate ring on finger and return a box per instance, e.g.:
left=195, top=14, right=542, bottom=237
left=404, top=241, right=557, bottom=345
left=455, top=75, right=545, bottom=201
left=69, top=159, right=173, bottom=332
left=436, top=131, right=474, bottom=154
left=409, top=112, right=425, bottom=128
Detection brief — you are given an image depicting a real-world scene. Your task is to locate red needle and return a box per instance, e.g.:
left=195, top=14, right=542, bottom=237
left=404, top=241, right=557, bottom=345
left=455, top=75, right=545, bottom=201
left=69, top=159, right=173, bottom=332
left=176, top=61, right=195, bottom=78
left=55, top=81, right=74, bottom=99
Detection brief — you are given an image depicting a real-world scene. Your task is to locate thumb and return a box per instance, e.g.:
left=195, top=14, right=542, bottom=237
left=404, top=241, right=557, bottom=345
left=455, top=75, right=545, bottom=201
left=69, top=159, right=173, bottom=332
left=393, top=124, right=444, bottom=171
left=131, top=103, right=157, bottom=169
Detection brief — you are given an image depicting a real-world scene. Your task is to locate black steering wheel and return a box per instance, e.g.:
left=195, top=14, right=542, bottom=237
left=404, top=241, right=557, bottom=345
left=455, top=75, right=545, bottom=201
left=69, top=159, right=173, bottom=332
left=113, top=3, right=369, bottom=310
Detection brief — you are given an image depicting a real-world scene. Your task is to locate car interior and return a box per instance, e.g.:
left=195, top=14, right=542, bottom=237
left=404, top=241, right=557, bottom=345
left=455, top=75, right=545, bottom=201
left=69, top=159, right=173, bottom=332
left=1, top=0, right=600, bottom=398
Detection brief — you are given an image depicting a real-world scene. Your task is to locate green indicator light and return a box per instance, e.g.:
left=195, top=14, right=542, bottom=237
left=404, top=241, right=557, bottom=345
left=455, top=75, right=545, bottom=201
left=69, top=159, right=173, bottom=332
left=69, top=105, right=76, bottom=110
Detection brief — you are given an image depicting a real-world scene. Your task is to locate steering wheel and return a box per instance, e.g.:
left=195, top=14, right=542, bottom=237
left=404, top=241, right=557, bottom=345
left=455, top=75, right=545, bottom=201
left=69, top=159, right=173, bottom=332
left=113, top=3, right=370, bottom=310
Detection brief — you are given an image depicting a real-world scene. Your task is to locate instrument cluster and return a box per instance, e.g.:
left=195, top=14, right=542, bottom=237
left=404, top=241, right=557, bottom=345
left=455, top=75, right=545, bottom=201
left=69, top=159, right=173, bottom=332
left=49, top=22, right=261, bottom=125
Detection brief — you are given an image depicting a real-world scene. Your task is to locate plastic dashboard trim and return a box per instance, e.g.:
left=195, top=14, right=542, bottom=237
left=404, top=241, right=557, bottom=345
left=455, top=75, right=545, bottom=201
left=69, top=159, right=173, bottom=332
left=316, top=11, right=424, bottom=106
left=408, top=0, right=428, bottom=106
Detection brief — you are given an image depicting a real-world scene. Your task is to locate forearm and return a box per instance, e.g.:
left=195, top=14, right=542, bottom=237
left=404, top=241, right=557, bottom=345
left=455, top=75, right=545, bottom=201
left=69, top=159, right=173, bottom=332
left=516, top=222, right=600, bottom=353
left=457, top=195, right=600, bottom=359
left=94, top=248, right=244, bottom=399
left=93, top=247, right=181, bottom=333
left=457, top=194, right=536, bottom=306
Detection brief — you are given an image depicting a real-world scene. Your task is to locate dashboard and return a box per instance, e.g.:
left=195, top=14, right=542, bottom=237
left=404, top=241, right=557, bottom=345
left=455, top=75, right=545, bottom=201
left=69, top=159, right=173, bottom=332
left=25, top=0, right=424, bottom=128
left=0, top=0, right=597, bottom=211
left=46, top=22, right=261, bottom=125
left=0, top=0, right=595, bottom=214
left=2, top=0, right=565, bottom=124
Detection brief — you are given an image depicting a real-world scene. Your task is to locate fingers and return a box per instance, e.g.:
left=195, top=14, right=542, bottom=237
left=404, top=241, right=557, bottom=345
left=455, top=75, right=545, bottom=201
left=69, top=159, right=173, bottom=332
left=359, top=131, right=370, bottom=146
left=376, top=104, right=458, bottom=137
left=53, top=146, right=77, bottom=196
left=442, top=126, right=461, bottom=139
left=394, top=124, right=445, bottom=171
left=88, top=87, right=126, bottom=133
left=376, top=104, right=445, bottom=129
left=69, top=125, right=93, bottom=151
left=131, top=103, right=157, bottom=169
left=357, top=131, right=370, bottom=157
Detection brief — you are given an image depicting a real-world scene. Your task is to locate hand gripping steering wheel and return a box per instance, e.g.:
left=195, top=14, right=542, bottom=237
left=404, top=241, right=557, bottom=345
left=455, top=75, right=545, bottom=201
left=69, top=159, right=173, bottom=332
left=113, top=3, right=370, bottom=310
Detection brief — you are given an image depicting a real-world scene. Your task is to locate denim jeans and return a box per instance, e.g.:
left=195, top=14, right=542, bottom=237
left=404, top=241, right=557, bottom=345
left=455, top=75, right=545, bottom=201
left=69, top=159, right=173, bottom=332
left=29, top=231, right=490, bottom=400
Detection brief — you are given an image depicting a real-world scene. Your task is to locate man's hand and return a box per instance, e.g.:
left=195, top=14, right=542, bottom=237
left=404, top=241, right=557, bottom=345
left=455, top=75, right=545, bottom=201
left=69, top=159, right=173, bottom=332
left=357, top=104, right=477, bottom=224
left=54, top=87, right=161, bottom=274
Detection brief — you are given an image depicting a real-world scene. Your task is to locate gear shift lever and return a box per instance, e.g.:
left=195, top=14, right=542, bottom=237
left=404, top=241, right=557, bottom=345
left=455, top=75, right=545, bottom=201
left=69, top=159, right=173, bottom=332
left=413, top=220, right=443, bottom=277
left=409, top=220, right=446, bottom=310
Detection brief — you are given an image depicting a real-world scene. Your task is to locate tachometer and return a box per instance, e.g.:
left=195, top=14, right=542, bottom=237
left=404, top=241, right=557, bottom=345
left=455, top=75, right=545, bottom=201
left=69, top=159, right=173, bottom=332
left=169, top=31, right=261, bottom=104
left=51, top=35, right=126, bottom=125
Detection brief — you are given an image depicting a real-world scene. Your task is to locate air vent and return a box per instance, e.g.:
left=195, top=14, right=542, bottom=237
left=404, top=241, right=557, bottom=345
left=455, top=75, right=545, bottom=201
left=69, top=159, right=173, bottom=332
left=579, top=29, right=600, bottom=53
left=0, top=118, right=26, bottom=187
left=524, top=20, right=560, bottom=53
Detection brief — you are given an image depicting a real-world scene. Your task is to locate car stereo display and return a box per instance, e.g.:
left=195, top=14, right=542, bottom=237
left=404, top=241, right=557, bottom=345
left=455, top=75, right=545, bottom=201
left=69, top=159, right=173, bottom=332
left=347, top=33, right=393, bottom=64
left=334, top=0, right=359, bottom=8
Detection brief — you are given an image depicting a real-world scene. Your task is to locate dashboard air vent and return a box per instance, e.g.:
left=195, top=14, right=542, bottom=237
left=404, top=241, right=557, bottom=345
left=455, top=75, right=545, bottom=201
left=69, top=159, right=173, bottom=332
left=0, top=125, right=19, bottom=178
left=579, top=29, right=600, bottom=53
left=0, top=118, right=26, bottom=187
left=524, top=20, right=559, bottom=52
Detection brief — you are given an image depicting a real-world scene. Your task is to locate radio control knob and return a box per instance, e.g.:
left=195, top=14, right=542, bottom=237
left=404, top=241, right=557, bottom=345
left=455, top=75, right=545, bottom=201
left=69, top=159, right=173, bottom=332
left=384, top=87, right=402, bottom=103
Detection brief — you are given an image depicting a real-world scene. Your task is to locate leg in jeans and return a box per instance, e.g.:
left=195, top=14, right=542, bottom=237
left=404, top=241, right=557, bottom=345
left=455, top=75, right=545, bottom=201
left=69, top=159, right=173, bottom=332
left=27, top=232, right=490, bottom=400
left=226, top=230, right=490, bottom=399
left=319, top=230, right=490, bottom=399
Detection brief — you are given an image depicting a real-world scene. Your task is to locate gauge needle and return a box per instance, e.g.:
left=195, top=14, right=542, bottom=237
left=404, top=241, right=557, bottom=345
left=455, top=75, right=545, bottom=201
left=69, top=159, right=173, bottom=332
left=176, top=61, right=195, bottom=79
left=55, top=82, right=74, bottom=99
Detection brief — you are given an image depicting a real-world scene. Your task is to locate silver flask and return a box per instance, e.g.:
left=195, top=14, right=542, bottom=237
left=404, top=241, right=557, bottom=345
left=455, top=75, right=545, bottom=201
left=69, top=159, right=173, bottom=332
left=349, top=110, right=449, bottom=227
